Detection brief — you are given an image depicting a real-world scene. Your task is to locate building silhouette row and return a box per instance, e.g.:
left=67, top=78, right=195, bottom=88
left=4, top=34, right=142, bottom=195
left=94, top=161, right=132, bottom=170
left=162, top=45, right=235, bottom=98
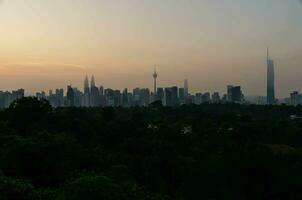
left=0, top=89, right=25, bottom=108
left=32, top=75, right=245, bottom=108
left=0, top=49, right=283, bottom=108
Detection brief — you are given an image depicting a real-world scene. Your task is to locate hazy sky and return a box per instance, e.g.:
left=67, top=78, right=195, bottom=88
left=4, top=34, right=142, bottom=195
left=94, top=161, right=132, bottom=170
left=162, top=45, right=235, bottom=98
left=0, top=0, right=301, bottom=96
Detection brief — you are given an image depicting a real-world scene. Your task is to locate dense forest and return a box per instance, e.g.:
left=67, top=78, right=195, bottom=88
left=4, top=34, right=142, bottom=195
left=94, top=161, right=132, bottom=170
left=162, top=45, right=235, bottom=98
left=1, top=97, right=302, bottom=200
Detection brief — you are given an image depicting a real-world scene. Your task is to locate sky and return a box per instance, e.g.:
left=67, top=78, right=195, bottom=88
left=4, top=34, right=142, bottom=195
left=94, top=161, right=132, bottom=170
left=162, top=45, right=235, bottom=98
left=0, top=0, right=301, bottom=97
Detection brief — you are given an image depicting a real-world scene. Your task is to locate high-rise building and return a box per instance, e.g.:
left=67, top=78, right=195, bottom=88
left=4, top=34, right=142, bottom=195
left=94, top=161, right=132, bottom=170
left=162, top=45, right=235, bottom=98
left=99, top=86, right=104, bottom=96
left=184, top=79, right=189, bottom=97
left=227, top=85, right=233, bottom=102
left=91, top=75, right=96, bottom=88
left=0, top=89, right=24, bottom=108
left=227, top=85, right=243, bottom=103
left=73, top=88, right=83, bottom=107
left=89, top=75, right=99, bottom=107
left=194, top=93, right=202, bottom=105
left=164, top=88, right=173, bottom=106
left=90, top=86, right=99, bottom=107
left=212, top=92, right=220, bottom=103
left=202, top=92, right=211, bottom=103
left=133, top=88, right=141, bottom=106
left=122, top=88, right=129, bottom=106
left=171, top=86, right=178, bottom=106
left=140, top=88, right=150, bottom=106
left=267, top=48, right=275, bottom=105
left=114, top=90, right=122, bottom=106
left=157, top=88, right=165, bottom=104
left=83, top=75, right=90, bottom=107
left=99, top=86, right=106, bottom=106
left=179, top=88, right=185, bottom=103
left=290, top=91, right=301, bottom=106
left=105, top=88, right=116, bottom=107
left=67, top=85, right=75, bottom=107
left=55, top=89, right=64, bottom=107
left=84, top=75, right=89, bottom=94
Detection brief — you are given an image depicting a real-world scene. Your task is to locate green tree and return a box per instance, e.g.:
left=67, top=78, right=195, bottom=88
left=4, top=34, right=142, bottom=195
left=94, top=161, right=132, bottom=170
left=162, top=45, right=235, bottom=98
left=58, top=175, right=127, bottom=200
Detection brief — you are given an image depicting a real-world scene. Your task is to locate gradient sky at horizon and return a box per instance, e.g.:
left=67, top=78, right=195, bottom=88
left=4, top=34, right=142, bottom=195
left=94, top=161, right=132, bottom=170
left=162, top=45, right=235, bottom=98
left=0, top=0, right=301, bottom=97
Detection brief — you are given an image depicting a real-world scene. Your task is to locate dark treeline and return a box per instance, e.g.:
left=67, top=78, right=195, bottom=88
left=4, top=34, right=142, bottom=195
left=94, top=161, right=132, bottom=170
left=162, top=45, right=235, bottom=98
left=1, top=97, right=302, bottom=199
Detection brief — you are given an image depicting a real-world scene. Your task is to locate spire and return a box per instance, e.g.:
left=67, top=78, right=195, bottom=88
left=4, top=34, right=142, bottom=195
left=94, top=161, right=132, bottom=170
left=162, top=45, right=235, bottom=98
left=267, top=47, right=269, bottom=60
left=91, top=75, right=95, bottom=88
left=153, top=65, right=158, bottom=79
left=84, top=75, right=89, bottom=93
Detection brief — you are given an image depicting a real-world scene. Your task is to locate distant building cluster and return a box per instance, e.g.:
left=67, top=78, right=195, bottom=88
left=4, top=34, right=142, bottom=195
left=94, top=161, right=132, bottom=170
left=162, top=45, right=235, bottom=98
left=31, top=73, right=245, bottom=108
left=0, top=89, right=25, bottom=108
left=288, top=91, right=302, bottom=106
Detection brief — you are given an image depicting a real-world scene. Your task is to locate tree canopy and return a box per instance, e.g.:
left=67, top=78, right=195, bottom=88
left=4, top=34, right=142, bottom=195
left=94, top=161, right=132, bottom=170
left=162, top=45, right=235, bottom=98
left=1, top=97, right=302, bottom=199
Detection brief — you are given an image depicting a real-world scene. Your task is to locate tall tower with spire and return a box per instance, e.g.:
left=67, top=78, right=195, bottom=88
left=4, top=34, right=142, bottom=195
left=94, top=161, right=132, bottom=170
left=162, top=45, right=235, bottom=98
left=267, top=48, right=275, bottom=105
left=91, top=75, right=96, bottom=88
left=84, top=75, right=90, bottom=94
left=153, top=66, right=158, bottom=94
left=84, top=75, right=90, bottom=107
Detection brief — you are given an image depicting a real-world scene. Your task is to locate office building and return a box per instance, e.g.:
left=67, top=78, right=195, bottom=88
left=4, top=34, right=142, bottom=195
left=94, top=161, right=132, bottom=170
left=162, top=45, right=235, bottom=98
left=267, top=48, right=275, bottom=104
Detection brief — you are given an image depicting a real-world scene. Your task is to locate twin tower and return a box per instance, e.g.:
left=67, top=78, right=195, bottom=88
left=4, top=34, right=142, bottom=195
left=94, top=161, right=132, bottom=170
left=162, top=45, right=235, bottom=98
left=84, top=75, right=96, bottom=93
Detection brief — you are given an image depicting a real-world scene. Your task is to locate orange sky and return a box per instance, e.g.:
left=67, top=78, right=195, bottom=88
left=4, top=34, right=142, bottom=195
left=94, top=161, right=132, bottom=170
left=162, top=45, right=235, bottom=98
left=0, top=0, right=302, bottom=97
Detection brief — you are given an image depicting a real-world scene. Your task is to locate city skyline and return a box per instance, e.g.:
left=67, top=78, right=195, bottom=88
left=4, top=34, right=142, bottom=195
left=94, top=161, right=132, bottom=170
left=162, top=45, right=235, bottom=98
left=0, top=1, right=302, bottom=96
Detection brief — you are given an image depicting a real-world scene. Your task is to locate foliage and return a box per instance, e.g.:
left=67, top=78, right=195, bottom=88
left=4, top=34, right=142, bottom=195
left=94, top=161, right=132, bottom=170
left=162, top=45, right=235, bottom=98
left=1, top=98, right=302, bottom=199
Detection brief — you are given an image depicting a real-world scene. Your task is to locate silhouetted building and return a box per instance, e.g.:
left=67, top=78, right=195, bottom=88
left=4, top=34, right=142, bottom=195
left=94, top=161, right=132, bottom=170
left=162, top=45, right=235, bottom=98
left=164, top=88, right=172, bottom=106
left=179, top=88, right=185, bottom=104
left=83, top=75, right=90, bottom=107
left=90, top=75, right=100, bottom=107
left=194, top=93, right=202, bottom=105
left=290, top=91, right=301, bottom=106
left=212, top=92, right=220, bottom=103
left=267, top=49, right=275, bottom=105
left=55, top=89, right=64, bottom=107
left=67, top=85, right=75, bottom=107
left=184, top=79, right=189, bottom=98
left=0, top=89, right=24, bottom=108
left=202, top=92, right=211, bottom=103
left=73, top=88, right=83, bottom=107
left=157, top=88, right=165, bottom=104
left=227, top=85, right=243, bottom=103
left=105, top=88, right=116, bottom=107
left=140, top=88, right=150, bottom=106
left=171, top=86, right=178, bottom=106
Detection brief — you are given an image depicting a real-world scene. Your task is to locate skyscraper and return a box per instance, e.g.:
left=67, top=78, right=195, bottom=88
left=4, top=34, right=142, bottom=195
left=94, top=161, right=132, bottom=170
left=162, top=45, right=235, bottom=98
left=227, top=85, right=243, bottom=103
left=84, top=75, right=90, bottom=107
left=267, top=48, right=275, bottom=105
left=157, top=88, right=164, bottom=104
left=90, top=75, right=99, bottom=107
left=184, top=79, right=189, bottom=97
left=67, top=85, right=75, bottom=107
left=164, top=88, right=172, bottom=107
left=91, top=75, right=96, bottom=88
left=171, top=86, right=178, bottom=106
left=178, top=88, right=185, bottom=103
left=290, top=91, right=300, bottom=106
left=84, top=75, right=89, bottom=94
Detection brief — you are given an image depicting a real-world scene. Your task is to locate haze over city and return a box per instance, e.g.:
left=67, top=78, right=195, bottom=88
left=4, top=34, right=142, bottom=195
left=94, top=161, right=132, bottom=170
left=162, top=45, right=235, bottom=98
left=0, top=0, right=302, bottom=96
